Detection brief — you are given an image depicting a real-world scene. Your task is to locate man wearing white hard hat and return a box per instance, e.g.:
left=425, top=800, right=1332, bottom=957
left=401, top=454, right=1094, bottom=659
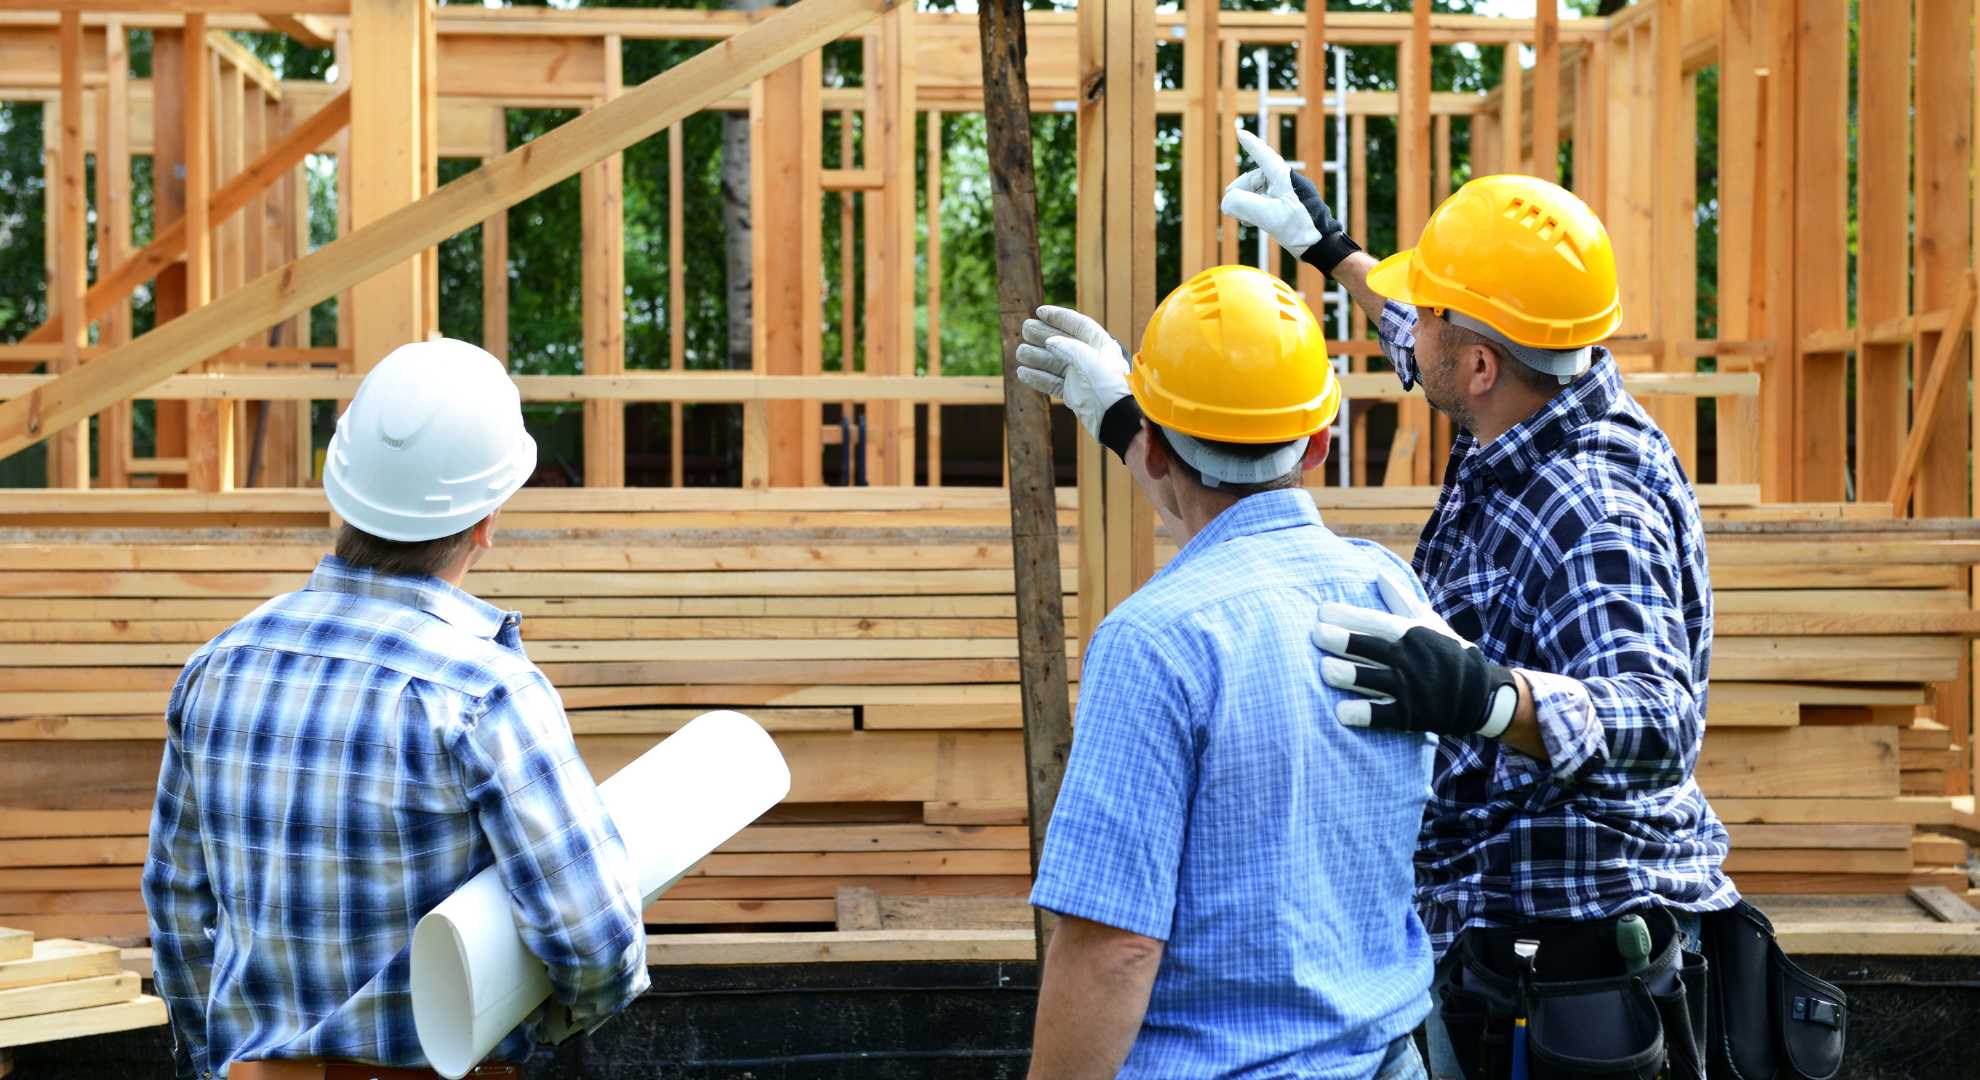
left=143, top=340, right=649, bottom=1080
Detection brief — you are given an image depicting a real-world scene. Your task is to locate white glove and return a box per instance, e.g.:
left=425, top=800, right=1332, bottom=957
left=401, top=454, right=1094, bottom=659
left=1016, top=305, right=1134, bottom=442
left=1221, top=125, right=1361, bottom=273
left=1313, top=573, right=1517, bottom=739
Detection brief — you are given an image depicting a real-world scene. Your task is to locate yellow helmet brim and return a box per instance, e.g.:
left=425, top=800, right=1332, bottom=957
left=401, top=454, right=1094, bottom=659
left=1364, top=248, right=1423, bottom=306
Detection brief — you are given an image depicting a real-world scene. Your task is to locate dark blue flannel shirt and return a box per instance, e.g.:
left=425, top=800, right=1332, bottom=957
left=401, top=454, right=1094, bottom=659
left=143, top=557, right=649, bottom=1078
left=1379, top=302, right=1739, bottom=956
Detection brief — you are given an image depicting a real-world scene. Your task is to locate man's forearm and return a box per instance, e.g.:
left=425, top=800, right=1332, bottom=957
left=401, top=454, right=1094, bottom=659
left=1028, top=915, right=1164, bottom=1080
left=1330, top=251, right=1389, bottom=327
left=1498, top=669, right=1547, bottom=761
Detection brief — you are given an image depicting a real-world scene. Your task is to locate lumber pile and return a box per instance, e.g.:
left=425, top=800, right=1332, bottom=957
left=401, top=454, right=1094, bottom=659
left=0, top=926, right=164, bottom=1057
left=0, top=487, right=1975, bottom=945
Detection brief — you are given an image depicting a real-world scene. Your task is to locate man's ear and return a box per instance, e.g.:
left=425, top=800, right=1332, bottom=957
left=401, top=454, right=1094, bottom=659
left=1299, top=427, right=1332, bottom=473
left=471, top=512, right=498, bottom=551
left=1140, top=421, right=1171, bottom=481
left=1465, top=343, right=1502, bottom=397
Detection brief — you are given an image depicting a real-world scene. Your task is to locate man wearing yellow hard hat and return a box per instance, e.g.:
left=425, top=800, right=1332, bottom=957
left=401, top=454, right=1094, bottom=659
left=1020, top=130, right=1735, bottom=1078
left=1018, top=265, right=1437, bottom=1079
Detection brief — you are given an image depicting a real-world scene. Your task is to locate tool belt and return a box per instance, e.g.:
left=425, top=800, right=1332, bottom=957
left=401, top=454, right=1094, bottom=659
left=1698, top=900, right=1846, bottom=1080
left=1437, top=903, right=1848, bottom=1080
left=1436, top=906, right=1708, bottom=1080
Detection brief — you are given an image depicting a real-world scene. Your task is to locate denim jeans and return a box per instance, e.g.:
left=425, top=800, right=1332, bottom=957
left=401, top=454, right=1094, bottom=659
left=1375, top=1033, right=1429, bottom=1080
left=1422, top=911, right=1703, bottom=1080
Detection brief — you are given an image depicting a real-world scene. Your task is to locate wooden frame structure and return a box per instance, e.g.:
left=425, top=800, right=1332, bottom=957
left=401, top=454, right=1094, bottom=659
left=3, top=1, right=1980, bottom=957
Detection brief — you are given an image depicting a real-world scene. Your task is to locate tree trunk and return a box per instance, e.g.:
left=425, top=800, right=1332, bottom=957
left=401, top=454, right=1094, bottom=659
left=977, top=0, right=1073, bottom=955
left=721, top=0, right=774, bottom=371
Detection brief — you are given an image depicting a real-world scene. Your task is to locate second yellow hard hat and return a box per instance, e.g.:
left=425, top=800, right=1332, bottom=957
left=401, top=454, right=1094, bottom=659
left=1129, top=265, right=1341, bottom=445
left=1366, top=173, right=1622, bottom=350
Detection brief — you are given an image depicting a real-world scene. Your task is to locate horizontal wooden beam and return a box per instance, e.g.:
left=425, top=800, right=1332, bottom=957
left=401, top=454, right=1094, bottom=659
left=13, top=0, right=348, bottom=13
left=0, top=0, right=890, bottom=463
left=1801, top=308, right=1959, bottom=354
left=0, top=369, right=1762, bottom=405
left=258, top=12, right=332, bottom=48
left=17, top=89, right=351, bottom=348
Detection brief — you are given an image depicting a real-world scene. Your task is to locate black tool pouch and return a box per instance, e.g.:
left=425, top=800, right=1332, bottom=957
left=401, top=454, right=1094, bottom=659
left=1438, top=908, right=1708, bottom=1080
left=1701, top=901, right=1846, bottom=1080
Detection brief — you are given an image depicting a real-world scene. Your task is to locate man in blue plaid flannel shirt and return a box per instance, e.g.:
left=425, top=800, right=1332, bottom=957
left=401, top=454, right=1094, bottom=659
left=143, top=340, right=648, bottom=1080
left=1026, top=133, right=1736, bottom=1078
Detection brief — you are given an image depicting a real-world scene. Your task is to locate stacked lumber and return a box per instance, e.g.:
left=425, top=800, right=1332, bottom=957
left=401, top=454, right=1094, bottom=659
left=0, top=487, right=1975, bottom=944
left=0, top=926, right=164, bottom=1058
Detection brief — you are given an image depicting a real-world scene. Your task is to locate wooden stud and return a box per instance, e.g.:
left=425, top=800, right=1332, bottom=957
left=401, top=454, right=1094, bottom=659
left=1914, top=0, right=1972, bottom=518
left=1398, top=0, right=1432, bottom=485
left=1180, top=0, right=1219, bottom=277
left=1533, top=0, right=1559, bottom=179
left=925, top=109, right=942, bottom=487
left=1349, top=111, right=1368, bottom=485
left=183, top=15, right=233, bottom=493
left=349, top=0, right=424, bottom=375
left=1500, top=42, right=1522, bottom=173
left=1654, top=0, right=1697, bottom=472
left=148, top=29, right=189, bottom=487
left=669, top=119, right=686, bottom=488
left=481, top=108, right=508, bottom=362
left=582, top=35, right=626, bottom=487
left=1713, top=0, right=1760, bottom=486
left=1791, top=0, right=1846, bottom=500
left=1295, top=0, right=1326, bottom=307
left=1219, top=35, right=1239, bottom=267
left=1855, top=0, right=1908, bottom=502
left=1756, top=1, right=1797, bottom=501
left=95, top=22, right=130, bottom=490
left=419, top=0, right=438, bottom=338
left=54, top=13, right=88, bottom=490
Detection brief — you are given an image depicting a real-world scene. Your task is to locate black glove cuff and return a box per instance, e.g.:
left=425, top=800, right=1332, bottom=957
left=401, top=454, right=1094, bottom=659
left=1299, top=230, right=1362, bottom=276
left=1097, top=395, right=1145, bottom=463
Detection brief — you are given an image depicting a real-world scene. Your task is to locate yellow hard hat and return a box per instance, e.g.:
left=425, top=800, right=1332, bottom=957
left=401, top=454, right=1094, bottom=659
left=1128, top=265, right=1341, bottom=445
left=1366, top=174, right=1622, bottom=349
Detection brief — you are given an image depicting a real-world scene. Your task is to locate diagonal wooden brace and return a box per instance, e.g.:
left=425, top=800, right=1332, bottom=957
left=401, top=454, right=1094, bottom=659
left=1887, top=271, right=1977, bottom=515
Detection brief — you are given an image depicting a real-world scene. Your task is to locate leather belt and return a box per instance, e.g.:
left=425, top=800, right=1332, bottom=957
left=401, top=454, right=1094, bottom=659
left=228, top=1060, right=520, bottom=1080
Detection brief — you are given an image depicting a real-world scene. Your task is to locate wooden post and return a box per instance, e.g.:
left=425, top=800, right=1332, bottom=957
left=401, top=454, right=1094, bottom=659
left=1914, top=0, right=1972, bottom=518
left=350, top=0, right=424, bottom=373
left=1855, top=0, right=1909, bottom=503
left=97, top=21, right=131, bottom=489
left=482, top=109, right=509, bottom=362
left=418, top=0, right=438, bottom=337
left=1349, top=111, right=1368, bottom=485
left=1791, top=0, right=1847, bottom=501
left=1655, top=0, right=1697, bottom=473
left=150, top=28, right=190, bottom=486
left=926, top=109, right=943, bottom=487
left=1397, top=0, right=1432, bottom=485
left=1500, top=43, right=1523, bottom=174
left=977, top=0, right=1073, bottom=957
left=1755, top=0, right=1798, bottom=501
left=184, top=15, right=233, bottom=492
left=749, top=48, right=822, bottom=488
left=1295, top=0, right=1326, bottom=306
left=1533, top=0, right=1559, bottom=180
left=583, top=35, right=627, bottom=487
left=669, top=120, right=686, bottom=488
left=54, top=12, right=88, bottom=489
left=1180, top=0, right=1219, bottom=277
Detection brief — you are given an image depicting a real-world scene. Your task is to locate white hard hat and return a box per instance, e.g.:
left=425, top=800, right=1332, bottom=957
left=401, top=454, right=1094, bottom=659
left=324, top=339, right=538, bottom=542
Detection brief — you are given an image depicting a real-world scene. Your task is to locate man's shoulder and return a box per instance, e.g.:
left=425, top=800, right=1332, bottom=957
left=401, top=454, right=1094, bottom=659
left=199, top=587, right=544, bottom=700
left=1101, top=524, right=1400, bottom=642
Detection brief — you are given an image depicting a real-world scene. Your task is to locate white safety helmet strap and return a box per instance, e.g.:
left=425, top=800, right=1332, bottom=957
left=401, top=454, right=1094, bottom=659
left=1163, top=429, right=1310, bottom=489
left=1444, top=310, right=1593, bottom=385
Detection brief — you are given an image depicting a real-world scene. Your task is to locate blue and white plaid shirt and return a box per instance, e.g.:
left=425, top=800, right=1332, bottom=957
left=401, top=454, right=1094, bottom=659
left=143, top=556, right=649, bottom=1079
left=1033, top=489, right=1438, bottom=1079
left=1378, top=302, right=1739, bottom=956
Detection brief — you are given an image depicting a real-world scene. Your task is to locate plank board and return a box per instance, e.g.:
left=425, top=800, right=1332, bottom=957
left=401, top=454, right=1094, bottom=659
left=0, top=933, right=24, bottom=965
left=1697, top=727, right=1900, bottom=799
left=0, top=972, right=137, bottom=1022
left=0, top=994, right=165, bottom=1048
left=0, top=939, right=120, bottom=993
left=645, top=929, right=1035, bottom=967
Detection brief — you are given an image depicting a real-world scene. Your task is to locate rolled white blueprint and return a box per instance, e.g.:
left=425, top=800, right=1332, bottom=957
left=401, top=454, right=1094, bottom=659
left=411, top=710, right=791, bottom=1078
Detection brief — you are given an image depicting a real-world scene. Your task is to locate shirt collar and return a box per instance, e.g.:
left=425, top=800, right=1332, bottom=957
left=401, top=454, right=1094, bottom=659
left=307, top=554, right=519, bottom=645
left=1166, top=488, right=1325, bottom=571
left=1458, top=348, right=1621, bottom=492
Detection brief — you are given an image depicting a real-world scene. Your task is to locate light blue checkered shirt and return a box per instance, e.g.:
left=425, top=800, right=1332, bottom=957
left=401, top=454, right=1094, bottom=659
left=1032, top=489, right=1437, bottom=1080
left=143, top=557, right=649, bottom=1078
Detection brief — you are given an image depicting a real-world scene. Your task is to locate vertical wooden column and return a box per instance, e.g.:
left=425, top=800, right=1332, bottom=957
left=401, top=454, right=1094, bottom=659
left=1653, top=0, right=1698, bottom=472
left=1500, top=43, right=1523, bottom=173
left=866, top=5, right=917, bottom=486
left=925, top=109, right=943, bottom=487
left=1713, top=0, right=1761, bottom=487
left=583, top=36, right=627, bottom=487
left=669, top=121, right=687, bottom=488
left=1573, top=38, right=1607, bottom=213
left=1913, top=0, right=1972, bottom=518
left=150, top=29, right=189, bottom=485
left=1533, top=1, right=1560, bottom=180
left=1295, top=1, right=1326, bottom=305
left=52, top=12, right=88, bottom=489
left=1755, top=0, right=1798, bottom=500
left=1855, top=2, right=1910, bottom=502
left=419, top=0, right=438, bottom=337
left=1395, top=0, right=1432, bottom=486
left=184, top=16, right=233, bottom=491
left=1218, top=36, right=1239, bottom=267
left=1792, top=0, right=1848, bottom=500
left=1075, top=0, right=1159, bottom=632
left=97, top=21, right=131, bottom=489
left=482, top=108, right=509, bottom=362
left=1349, top=111, right=1369, bottom=485
left=1179, top=0, right=1219, bottom=276
left=750, top=49, right=823, bottom=488
left=350, top=0, right=425, bottom=373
